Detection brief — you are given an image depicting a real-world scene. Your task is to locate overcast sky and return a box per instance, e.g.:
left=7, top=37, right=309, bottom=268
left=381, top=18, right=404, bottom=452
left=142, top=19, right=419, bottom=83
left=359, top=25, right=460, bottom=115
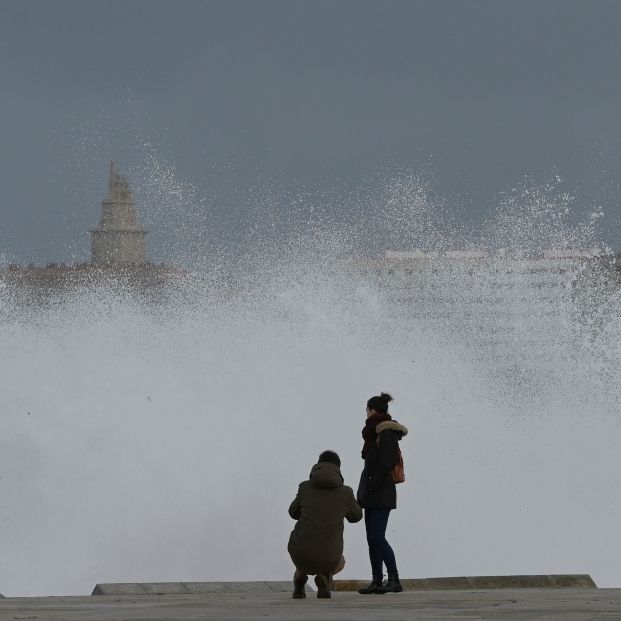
left=2, top=0, right=621, bottom=263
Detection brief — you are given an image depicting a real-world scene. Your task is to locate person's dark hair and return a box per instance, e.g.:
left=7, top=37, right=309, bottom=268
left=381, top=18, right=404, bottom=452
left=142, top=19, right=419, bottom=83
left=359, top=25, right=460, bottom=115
left=367, top=392, right=393, bottom=415
left=318, top=450, right=341, bottom=467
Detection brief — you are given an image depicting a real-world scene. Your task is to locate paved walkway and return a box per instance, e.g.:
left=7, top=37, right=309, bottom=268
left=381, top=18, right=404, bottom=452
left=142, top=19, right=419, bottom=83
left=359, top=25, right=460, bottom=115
left=1, top=588, right=620, bottom=620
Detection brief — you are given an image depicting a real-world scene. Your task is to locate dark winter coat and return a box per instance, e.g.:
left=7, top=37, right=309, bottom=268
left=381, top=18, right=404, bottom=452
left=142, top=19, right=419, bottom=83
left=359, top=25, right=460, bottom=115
left=288, top=461, right=362, bottom=575
left=357, top=420, right=408, bottom=510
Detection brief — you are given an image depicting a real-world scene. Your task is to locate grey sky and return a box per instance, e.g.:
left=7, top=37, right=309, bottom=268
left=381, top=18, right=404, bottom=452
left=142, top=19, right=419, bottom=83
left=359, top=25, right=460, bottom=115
left=2, top=0, right=621, bottom=263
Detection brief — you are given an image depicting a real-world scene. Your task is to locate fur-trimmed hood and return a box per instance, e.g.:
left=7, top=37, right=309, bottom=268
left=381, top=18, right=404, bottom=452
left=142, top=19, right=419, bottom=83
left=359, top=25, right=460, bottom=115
left=376, top=420, right=408, bottom=439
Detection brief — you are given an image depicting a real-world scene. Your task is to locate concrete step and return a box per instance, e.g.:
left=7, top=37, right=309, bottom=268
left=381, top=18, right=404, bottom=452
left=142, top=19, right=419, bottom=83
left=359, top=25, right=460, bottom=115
left=91, top=575, right=596, bottom=597
left=336, top=574, right=596, bottom=590
left=92, top=581, right=310, bottom=596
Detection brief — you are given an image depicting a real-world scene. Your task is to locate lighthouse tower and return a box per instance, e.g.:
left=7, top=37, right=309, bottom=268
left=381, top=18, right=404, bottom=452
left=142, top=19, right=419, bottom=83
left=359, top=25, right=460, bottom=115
left=90, top=162, right=147, bottom=266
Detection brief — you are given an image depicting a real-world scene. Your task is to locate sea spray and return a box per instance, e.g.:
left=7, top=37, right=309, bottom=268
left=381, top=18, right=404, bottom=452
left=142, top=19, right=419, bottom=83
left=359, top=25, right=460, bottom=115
left=1, top=173, right=620, bottom=595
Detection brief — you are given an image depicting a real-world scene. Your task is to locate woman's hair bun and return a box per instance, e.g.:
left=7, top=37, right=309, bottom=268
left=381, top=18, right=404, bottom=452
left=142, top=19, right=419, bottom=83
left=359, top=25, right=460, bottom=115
left=367, top=392, right=393, bottom=414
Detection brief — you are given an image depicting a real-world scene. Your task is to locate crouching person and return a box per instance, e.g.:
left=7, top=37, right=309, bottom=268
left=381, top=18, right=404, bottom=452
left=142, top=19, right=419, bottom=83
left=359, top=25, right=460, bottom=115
left=287, top=450, right=363, bottom=599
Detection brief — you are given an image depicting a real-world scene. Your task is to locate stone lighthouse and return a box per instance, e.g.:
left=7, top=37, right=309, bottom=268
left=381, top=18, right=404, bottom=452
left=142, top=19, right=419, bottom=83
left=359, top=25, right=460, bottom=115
left=90, top=162, right=147, bottom=265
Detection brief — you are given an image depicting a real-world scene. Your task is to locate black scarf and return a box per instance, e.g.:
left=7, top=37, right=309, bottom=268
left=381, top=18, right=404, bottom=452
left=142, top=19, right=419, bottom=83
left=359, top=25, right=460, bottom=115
left=361, top=412, right=392, bottom=458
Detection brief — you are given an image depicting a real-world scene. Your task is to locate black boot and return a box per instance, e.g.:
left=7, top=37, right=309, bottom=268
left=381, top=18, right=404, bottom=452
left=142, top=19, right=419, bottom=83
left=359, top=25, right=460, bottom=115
left=292, top=574, right=307, bottom=599
left=314, top=574, right=332, bottom=598
left=380, top=573, right=403, bottom=593
left=327, top=574, right=335, bottom=592
left=358, top=577, right=384, bottom=594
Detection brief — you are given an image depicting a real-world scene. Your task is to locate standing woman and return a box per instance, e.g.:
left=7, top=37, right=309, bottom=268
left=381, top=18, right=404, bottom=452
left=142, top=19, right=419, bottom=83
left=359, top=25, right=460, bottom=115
left=357, top=392, right=408, bottom=594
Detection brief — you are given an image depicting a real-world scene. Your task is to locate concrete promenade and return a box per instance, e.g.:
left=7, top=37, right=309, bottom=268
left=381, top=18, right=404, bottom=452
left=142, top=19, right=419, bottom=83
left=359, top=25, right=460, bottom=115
left=1, top=588, right=621, bottom=620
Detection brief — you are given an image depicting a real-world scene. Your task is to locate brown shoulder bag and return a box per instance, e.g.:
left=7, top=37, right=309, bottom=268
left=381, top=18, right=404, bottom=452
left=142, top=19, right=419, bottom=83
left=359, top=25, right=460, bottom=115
left=392, top=447, right=405, bottom=484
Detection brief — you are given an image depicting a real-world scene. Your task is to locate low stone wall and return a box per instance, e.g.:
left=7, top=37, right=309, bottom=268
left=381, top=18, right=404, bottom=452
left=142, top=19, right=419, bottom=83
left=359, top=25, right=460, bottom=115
left=92, top=581, right=306, bottom=596
left=335, top=575, right=597, bottom=591
left=91, top=575, right=596, bottom=596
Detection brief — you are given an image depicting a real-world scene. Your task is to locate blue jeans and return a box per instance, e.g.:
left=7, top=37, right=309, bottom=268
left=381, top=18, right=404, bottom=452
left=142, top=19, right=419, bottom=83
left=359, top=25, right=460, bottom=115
left=364, top=508, right=398, bottom=579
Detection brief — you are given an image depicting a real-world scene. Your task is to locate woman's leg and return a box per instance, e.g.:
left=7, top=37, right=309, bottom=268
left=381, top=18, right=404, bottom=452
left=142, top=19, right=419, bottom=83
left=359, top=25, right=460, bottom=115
left=365, top=508, right=398, bottom=576
left=364, top=509, right=384, bottom=578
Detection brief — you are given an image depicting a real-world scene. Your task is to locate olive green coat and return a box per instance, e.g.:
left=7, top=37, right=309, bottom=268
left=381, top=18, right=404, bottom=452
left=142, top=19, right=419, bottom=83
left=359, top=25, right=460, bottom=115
left=288, top=461, right=362, bottom=575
